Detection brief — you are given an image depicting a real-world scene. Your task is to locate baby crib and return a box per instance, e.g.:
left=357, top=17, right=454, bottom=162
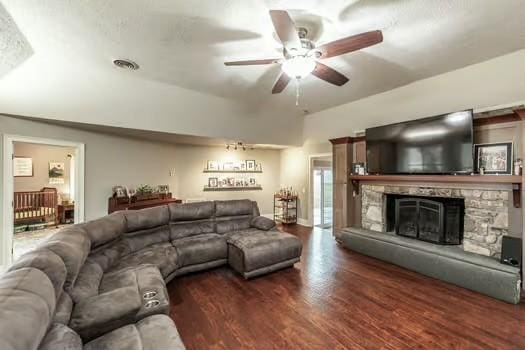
left=14, top=187, right=58, bottom=226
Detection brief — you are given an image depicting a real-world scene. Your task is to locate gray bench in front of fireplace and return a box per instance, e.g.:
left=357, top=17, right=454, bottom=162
left=341, top=227, right=521, bottom=304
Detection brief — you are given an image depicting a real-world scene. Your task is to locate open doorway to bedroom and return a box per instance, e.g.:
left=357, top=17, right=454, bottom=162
left=2, top=135, right=84, bottom=267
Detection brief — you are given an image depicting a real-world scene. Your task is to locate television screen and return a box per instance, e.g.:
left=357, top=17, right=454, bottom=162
left=366, top=110, right=473, bottom=174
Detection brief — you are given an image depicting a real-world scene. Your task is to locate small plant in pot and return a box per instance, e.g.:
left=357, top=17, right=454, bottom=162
left=135, top=184, right=158, bottom=201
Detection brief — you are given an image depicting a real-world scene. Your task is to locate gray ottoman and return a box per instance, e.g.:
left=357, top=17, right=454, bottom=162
left=227, top=230, right=302, bottom=279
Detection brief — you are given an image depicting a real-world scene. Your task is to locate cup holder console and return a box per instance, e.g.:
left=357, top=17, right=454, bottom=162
left=142, top=291, right=157, bottom=300
left=144, top=299, right=160, bottom=309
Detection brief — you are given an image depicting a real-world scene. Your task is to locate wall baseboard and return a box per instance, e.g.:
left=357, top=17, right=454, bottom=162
left=262, top=213, right=312, bottom=227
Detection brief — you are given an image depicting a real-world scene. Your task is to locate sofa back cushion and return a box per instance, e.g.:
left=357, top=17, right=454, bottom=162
left=38, top=323, right=82, bottom=350
left=216, top=217, right=252, bottom=234
left=215, top=199, right=254, bottom=217
left=124, top=206, right=169, bottom=232
left=125, top=225, right=170, bottom=252
left=70, top=259, right=104, bottom=303
left=169, top=219, right=215, bottom=240
left=0, top=268, right=56, bottom=350
left=54, top=291, right=74, bottom=325
left=169, top=201, right=214, bottom=221
left=81, top=212, right=126, bottom=248
left=8, top=248, right=67, bottom=302
left=41, top=228, right=91, bottom=293
left=88, top=238, right=132, bottom=272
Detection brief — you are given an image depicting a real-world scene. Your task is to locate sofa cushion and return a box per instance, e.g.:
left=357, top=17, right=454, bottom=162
left=81, top=212, right=126, bottom=248
left=54, top=291, right=73, bottom=325
left=169, top=201, right=214, bottom=221
left=8, top=248, right=67, bottom=301
left=250, top=216, right=276, bottom=231
left=108, top=242, right=179, bottom=278
left=42, top=228, right=91, bottom=293
left=169, top=219, right=215, bottom=240
left=215, top=199, right=254, bottom=217
left=83, top=315, right=185, bottom=350
left=0, top=268, right=56, bottom=350
left=125, top=206, right=170, bottom=232
left=70, top=259, right=104, bottom=303
left=125, top=225, right=170, bottom=252
left=172, top=234, right=227, bottom=267
left=38, top=323, right=82, bottom=350
left=216, top=217, right=252, bottom=234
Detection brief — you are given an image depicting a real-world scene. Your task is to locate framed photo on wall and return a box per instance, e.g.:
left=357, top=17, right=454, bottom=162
left=246, top=160, right=256, bottom=171
left=474, top=142, right=513, bottom=175
left=13, top=157, right=33, bottom=177
left=49, top=162, right=65, bottom=184
left=207, top=160, right=219, bottom=171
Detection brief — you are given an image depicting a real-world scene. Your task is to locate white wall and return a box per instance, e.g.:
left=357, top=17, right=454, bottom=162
left=0, top=115, right=281, bottom=224
left=303, top=49, right=525, bottom=142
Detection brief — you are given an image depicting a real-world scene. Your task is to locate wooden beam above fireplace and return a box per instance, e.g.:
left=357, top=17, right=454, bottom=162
left=349, top=174, right=522, bottom=208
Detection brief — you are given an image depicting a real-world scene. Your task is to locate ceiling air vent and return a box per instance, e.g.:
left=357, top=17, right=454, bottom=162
left=113, top=59, right=139, bottom=70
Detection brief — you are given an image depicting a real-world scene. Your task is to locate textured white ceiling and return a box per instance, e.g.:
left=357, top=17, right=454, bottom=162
left=1, top=0, right=525, bottom=141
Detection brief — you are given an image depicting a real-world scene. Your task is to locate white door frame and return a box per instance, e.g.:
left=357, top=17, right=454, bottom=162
left=1, top=134, right=85, bottom=269
left=308, top=153, right=332, bottom=228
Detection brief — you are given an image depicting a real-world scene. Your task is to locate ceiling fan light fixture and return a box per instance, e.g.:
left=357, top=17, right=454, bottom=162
left=281, top=56, right=316, bottom=79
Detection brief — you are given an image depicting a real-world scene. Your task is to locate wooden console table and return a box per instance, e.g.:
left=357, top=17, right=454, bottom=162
left=349, top=175, right=523, bottom=208
left=108, top=193, right=182, bottom=214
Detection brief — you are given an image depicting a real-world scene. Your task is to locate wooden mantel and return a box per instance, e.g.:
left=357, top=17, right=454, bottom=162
left=349, top=174, right=522, bottom=208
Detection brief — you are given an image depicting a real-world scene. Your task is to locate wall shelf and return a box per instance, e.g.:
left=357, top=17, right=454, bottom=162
left=203, top=186, right=262, bottom=192
left=203, top=170, right=263, bottom=173
left=349, top=175, right=522, bottom=208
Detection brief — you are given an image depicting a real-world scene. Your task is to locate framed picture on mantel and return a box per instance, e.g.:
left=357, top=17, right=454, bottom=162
left=474, top=142, right=513, bottom=175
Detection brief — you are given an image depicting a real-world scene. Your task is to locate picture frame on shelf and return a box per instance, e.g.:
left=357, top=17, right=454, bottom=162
left=223, top=162, right=235, bottom=171
left=255, top=163, right=262, bottom=171
left=157, top=185, right=169, bottom=194
left=13, top=157, right=33, bottom=177
left=240, top=162, right=246, bottom=171
left=227, top=177, right=235, bottom=187
left=112, top=185, right=128, bottom=198
left=208, top=177, right=218, bottom=188
left=207, top=160, right=219, bottom=171
left=246, top=160, right=256, bottom=171
left=474, top=142, right=513, bottom=175
left=249, top=178, right=257, bottom=186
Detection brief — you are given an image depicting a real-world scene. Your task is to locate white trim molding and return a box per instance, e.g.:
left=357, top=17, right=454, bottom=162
left=1, top=134, right=85, bottom=268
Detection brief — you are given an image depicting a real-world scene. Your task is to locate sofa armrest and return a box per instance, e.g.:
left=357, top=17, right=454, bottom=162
left=69, top=286, right=141, bottom=341
left=250, top=216, right=276, bottom=231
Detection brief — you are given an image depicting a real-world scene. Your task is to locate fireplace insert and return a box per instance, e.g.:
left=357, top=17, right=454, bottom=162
left=388, top=195, right=464, bottom=245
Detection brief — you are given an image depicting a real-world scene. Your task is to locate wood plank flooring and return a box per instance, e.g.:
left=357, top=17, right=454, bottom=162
left=168, top=225, right=525, bottom=349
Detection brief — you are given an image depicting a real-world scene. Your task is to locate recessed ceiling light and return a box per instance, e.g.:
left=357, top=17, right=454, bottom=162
left=113, top=59, right=139, bottom=70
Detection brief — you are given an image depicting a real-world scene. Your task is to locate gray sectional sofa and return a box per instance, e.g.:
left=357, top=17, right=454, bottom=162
left=0, top=199, right=302, bottom=349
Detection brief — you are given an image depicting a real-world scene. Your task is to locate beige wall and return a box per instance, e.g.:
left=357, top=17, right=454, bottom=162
left=13, top=142, right=74, bottom=196
left=0, top=115, right=281, bottom=225
left=173, top=145, right=281, bottom=215
left=304, top=49, right=525, bottom=142
left=279, top=142, right=332, bottom=223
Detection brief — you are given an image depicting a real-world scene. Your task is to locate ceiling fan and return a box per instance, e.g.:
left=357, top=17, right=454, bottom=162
left=224, top=10, right=383, bottom=95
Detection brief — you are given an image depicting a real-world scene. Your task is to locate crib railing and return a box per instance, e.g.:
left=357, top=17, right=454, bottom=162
left=14, top=188, right=58, bottom=224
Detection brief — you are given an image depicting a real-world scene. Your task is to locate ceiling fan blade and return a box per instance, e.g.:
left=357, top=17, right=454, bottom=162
left=224, top=58, right=281, bottom=66
left=311, top=62, right=349, bottom=86
left=269, top=10, right=302, bottom=51
left=315, top=30, right=383, bottom=59
left=272, top=72, right=291, bottom=94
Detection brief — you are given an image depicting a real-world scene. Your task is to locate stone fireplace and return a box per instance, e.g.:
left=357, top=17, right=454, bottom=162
left=361, top=184, right=509, bottom=257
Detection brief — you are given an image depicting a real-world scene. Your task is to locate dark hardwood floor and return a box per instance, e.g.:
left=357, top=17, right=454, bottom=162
left=168, top=225, right=525, bottom=349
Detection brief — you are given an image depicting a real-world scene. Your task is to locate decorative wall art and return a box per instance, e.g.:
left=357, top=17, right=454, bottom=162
left=49, top=162, right=65, bottom=184
left=474, top=142, right=513, bottom=175
left=13, top=157, right=33, bottom=177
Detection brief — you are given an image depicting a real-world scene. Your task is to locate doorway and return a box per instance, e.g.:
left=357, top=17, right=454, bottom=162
left=312, top=157, right=333, bottom=228
left=2, top=135, right=85, bottom=269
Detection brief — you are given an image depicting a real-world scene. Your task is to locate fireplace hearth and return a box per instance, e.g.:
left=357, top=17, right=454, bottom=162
left=386, top=194, right=464, bottom=245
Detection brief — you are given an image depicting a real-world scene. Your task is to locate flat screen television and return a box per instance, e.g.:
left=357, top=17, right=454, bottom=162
left=366, top=110, right=473, bottom=174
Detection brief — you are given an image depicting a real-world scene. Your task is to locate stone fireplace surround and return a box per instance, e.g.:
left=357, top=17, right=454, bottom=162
left=361, top=184, right=509, bottom=257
